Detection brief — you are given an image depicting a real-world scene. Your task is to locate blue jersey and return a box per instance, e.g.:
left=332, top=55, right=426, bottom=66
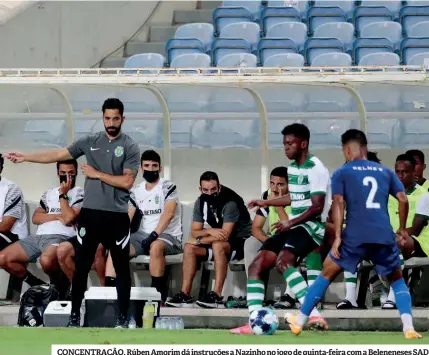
left=331, top=159, right=404, bottom=246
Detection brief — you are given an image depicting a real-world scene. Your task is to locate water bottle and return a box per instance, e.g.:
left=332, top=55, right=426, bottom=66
left=175, top=317, right=184, bottom=330
left=274, top=284, right=282, bottom=301
left=142, top=301, right=155, bottom=329
left=160, top=317, right=168, bottom=329
left=155, top=317, right=162, bottom=329
left=129, top=316, right=136, bottom=329
left=167, top=317, right=175, bottom=330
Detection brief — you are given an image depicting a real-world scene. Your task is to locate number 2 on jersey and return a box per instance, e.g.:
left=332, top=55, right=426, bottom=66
left=363, top=176, right=381, bottom=209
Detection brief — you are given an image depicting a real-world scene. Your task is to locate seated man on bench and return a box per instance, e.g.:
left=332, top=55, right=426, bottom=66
left=0, top=153, right=28, bottom=250
left=104, top=150, right=183, bottom=302
left=166, top=171, right=251, bottom=309
left=0, top=160, right=83, bottom=297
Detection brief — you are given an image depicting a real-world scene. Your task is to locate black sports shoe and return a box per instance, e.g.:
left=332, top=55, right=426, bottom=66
left=115, top=314, right=129, bottom=329
left=165, top=292, right=194, bottom=308
left=67, top=312, right=80, bottom=328
left=336, top=299, right=359, bottom=309
left=196, top=291, right=223, bottom=309
left=273, top=294, right=296, bottom=309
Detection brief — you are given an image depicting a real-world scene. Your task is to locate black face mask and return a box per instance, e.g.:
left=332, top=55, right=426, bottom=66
left=201, top=192, right=218, bottom=205
left=59, top=175, right=76, bottom=189
left=143, top=170, right=159, bottom=183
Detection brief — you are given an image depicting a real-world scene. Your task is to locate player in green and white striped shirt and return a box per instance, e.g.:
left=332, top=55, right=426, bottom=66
left=230, top=123, right=331, bottom=335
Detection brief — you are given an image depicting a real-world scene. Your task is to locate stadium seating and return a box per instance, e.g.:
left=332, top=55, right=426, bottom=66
left=260, top=6, right=301, bottom=35
left=304, top=38, right=345, bottom=65
left=353, top=38, right=394, bottom=64
left=212, top=38, right=252, bottom=65
left=307, top=6, right=347, bottom=35
left=174, top=23, right=214, bottom=51
left=313, top=22, right=355, bottom=52
left=266, top=22, right=308, bottom=50
left=124, top=53, right=165, bottom=74
left=220, top=22, right=260, bottom=49
left=257, top=38, right=299, bottom=65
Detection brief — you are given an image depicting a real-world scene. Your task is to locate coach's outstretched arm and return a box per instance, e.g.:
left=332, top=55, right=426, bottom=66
left=248, top=194, right=291, bottom=209
left=5, top=148, right=72, bottom=164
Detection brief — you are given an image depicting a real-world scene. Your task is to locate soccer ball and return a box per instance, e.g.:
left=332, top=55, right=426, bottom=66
left=249, top=308, right=279, bottom=335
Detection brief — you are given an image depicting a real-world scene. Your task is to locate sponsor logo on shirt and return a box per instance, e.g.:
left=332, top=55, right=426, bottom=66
left=49, top=208, right=62, bottom=213
left=290, top=193, right=306, bottom=201
left=143, top=209, right=162, bottom=216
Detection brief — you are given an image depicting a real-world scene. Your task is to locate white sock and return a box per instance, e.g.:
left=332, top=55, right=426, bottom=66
left=387, top=287, right=396, bottom=303
left=401, top=313, right=414, bottom=332
left=286, top=284, right=295, bottom=298
left=296, top=312, right=308, bottom=327
left=296, top=295, right=320, bottom=317
left=344, top=271, right=358, bottom=306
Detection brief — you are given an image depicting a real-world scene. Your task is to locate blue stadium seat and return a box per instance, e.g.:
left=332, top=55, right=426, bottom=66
left=359, top=1, right=402, bottom=18
left=354, top=6, right=394, bottom=35
left=311, top=52, right=352, bottom=66
left=353, top=37, right=394, bottom=64
left=165, top=38, right=206, bottom=65
left=400, top=37, right=429, bottom=63
left=124, top=53, right=165, bottom=74
left=170, top=53, right=211, bottom=68
left=313, top=0, right=355, bottom=18
left=360, top=21, right=402, bottom=49
left=220, top=22, right=260, bottom=49
left=212, top=38, right=252, bottom=65
left=307, top=6, right=347, bottom=35
left=313, top=22, right=355, bottom=52
left=261, top=7, right=301, bottom=35
left=257, top=38, right=299, bottom=64
left=174, top=23, right=214, bottom=51
left=216, top=53, right=258, bottom=67
left=222, top=0, right=262, bottom=20
left=399, top=6, right=429, bottom=35
left=407, top=20, right=429, bottom=37
left=213, top=7, right=253, bottom=36
left=267, top=0, right=310, bottom=17
left=358, top=52, right=401, bottom=65
left=406, top=51, right=429, bottom=65
left=263, top=52, right=305, bottom=67
left=304, top=37, right=345, bottom=65
left=266, top=22, right=308, bottom=50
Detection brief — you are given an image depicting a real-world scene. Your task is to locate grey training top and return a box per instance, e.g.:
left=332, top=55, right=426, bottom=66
left=67, top=131, right=140, bottom=213
left=192, top=199, right=252, bottom=240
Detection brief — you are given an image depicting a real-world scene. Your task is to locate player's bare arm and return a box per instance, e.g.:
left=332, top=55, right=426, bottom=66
left=58, top=175, right=81, bottom=225
left=396, top=191, right=409, bottom=237
left=331, top=194, right=345, bottom=259
left=0, top=216, right=17, bottom=234
left=32, top=207, right=62, bottom=225
left=81, top=166, right=137, bottom=190
left=251, top=214, right=269, bottom=243
left=5, top=148, right=72, bottom=164
left=190, top=221, right=227, bottom=242
left=407, top=215, right=427, bottom=237
left=248, top=194, right=291, bottom=209
left=153, top=200, right=177, bottom=235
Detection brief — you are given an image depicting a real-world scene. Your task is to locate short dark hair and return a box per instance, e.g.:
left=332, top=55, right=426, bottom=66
left=406, top=149, right=425, bottom=164
left=200, top=171, right=219, bottom=185
left=396, top=154, right=416, bottom=168
left=57, top=159, right=78, bottom=173
left=140, top=150, right=161, bottom=165
left=367, top=151, right=381, bottom=164
left=281, top=123, right=310, bottom=142
left=270, top=166, right=288, bottom=180
left=102, top=98, right=124, bottom=116
left=341, top=129, right=368, bottom=146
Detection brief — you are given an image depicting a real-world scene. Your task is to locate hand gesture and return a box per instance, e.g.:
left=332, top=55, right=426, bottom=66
left=208, top=228, right=228, bottom=241
left=331, top=238, right=342, bottom=259
left=248, top=199, right=267, bottom=209
left=396, top=229, right=409, bottom=247
left=4, top=152, right=25, bottom=164
left=272, top=220, right=291, bottom=233
left=59, top=175, right=72, bottom=195
left=81, top=164, right=99, bottom=179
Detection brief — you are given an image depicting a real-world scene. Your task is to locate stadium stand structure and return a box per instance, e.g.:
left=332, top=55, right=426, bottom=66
left=103, top=0, right=429, bottom=69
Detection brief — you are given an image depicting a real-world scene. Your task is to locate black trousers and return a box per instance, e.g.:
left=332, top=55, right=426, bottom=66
left=71, top=208, right=130, bottom=316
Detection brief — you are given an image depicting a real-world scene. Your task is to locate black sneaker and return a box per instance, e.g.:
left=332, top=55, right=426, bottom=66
left=115, top=314, right=129, bottom=329
left=165, top=291, right=194, bottom=308
left=336, top=299, right=358, bottom=309
left=196, top=291, right=223, bottom=309
left=273, top=294, right=296, bottom=309
left=67, top=312, right=80, bottom=328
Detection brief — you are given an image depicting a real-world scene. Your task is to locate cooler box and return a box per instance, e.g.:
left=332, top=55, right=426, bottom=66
left=84, top=287, right=161, bottom=328
left=43, top=301, right=72, bottom=327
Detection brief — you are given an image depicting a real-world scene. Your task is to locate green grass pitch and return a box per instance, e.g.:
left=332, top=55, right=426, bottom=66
left=0, top=328, right=428, bottom=355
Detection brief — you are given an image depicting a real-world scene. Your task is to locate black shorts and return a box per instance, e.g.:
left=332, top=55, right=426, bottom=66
left=198, top=237, right=246, bottom=262
left=0, top=231, right=19, bottom=251
left=259, top=226, right=319, bottom=259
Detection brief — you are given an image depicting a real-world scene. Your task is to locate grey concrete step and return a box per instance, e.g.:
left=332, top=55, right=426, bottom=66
left=100, top=57, right=126, bottom=68
left=150, top=24, right=179, bottom=43
left=199, top=1, right=222, bottom=9
left=125, top=41, right=165, bottom=57
left=174, top=9, right=213, bottom=24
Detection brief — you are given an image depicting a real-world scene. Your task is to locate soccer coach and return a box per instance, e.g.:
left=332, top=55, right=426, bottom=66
left=6, top=98, right=140, bottom=328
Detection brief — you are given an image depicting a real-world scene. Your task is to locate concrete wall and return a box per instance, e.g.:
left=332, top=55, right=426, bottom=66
left=0, top=1, right=162, bottom=68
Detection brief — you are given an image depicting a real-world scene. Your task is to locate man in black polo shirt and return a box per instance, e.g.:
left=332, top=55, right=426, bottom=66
left=6, top=98, right=140, bottom=328
left=166, top=171, right=251, bottom=309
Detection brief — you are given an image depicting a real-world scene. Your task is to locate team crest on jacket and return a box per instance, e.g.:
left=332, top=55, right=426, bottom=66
left=114, top=146, right=124, bottom=157
left=155, top=194, right=160, bottom=204
left=297, top=174, right=305, bottom=185
left=79, top=227, right=86, bottom=237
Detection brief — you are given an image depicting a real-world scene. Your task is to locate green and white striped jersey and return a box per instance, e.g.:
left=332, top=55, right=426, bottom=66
left=288, top=154, right=331, bottom=244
